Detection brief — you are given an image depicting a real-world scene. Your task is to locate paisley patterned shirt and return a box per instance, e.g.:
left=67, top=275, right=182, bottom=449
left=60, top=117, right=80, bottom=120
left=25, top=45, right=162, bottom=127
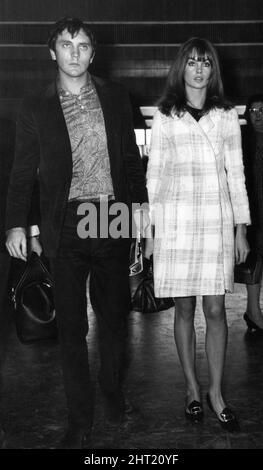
left=58, top=76, right=114, bottom=201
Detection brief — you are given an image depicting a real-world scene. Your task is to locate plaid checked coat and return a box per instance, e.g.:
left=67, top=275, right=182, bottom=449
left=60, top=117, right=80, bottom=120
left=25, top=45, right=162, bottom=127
left=146, top=107, right=251, bottom=297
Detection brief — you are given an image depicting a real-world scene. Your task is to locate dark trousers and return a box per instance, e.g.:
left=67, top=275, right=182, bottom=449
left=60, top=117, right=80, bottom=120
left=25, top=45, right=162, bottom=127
left=50, top=202, right=131, bottom=430
left=0, top=252, right=12, bottom=361
left=0, top=252, right=12, bottom=423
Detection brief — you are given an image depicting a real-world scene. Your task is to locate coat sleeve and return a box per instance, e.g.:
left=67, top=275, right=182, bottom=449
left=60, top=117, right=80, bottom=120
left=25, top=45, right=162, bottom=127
left=5, top=97, right=40, bottom=231
left=120, top=88, right=148, bottom=205
left=146, top=110, right=165, bottom=224
left=27, top=177, right=40, bottom=228
left=224, top=108, right=251, bottom=226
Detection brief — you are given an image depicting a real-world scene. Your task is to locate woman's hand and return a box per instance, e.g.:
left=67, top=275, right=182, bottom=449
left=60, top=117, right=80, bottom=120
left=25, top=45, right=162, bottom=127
left=235, top=224, right=250, bottom=264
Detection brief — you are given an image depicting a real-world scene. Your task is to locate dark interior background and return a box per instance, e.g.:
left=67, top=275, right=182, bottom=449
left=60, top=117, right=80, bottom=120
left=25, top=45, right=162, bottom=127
left=0, top=0, right=262, bottom=126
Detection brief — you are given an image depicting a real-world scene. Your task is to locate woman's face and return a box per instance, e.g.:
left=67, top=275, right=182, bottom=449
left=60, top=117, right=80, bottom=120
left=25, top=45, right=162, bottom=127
left=249, top=101, right=263, bottom=133
left=184, top=49, right=212, bottom=92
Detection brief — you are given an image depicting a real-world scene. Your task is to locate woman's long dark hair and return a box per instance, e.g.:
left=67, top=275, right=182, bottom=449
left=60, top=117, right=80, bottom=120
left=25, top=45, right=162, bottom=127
left=158, top=37, right=232, bottom=116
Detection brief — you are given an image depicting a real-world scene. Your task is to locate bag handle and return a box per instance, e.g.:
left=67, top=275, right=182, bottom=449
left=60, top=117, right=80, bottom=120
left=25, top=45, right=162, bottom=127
left=12, top=252, right=52, bottom=304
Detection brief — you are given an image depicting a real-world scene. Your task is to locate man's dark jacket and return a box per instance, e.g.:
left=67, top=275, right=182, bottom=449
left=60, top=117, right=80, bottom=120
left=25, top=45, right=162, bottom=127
left=0, top=119, right=15, bottom=252
left=6, top=76, right=148, bottom=257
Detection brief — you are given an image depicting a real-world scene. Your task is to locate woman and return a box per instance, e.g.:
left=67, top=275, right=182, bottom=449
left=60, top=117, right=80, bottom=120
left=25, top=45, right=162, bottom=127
left=146, top=38, right=250, bottom=431
left=243, top=94, right=263, bottom=331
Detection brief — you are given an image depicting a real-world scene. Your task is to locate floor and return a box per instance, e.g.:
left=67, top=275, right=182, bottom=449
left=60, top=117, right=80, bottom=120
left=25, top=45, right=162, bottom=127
left=0, top=283, right=263, bottom=450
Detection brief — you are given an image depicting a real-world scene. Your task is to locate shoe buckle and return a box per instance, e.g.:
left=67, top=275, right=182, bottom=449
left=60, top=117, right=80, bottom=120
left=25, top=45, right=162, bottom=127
left=220, top=409, right=235, bottom=423
left=191, top=405, right=202, bottom=415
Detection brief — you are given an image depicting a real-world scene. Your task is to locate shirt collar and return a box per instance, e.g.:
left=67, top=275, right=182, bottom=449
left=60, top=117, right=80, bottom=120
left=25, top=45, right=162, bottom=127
left=57, top=73, right=93, bottom=98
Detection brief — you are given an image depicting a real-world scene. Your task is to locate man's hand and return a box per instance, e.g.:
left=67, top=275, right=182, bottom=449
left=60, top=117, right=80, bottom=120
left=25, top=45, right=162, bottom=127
left=29, top=236, right=43, bottom=257
left=144, top=236, right=154, bottom=260
left=6, top=227, right=27, bottom=261
left=133, top=207, right=150, bottom=237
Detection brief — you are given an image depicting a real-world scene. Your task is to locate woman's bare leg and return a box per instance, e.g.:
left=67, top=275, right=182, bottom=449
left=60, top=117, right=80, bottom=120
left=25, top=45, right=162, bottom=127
left=174, top=296, right=200, bottom=406
left=202, top=295, right=227, bottom=413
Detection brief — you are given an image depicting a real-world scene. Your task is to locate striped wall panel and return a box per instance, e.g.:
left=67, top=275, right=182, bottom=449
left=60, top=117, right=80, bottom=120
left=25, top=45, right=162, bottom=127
left=0, top=1, right=262, bottom=122
left=0, top=21, right=262, bottom=44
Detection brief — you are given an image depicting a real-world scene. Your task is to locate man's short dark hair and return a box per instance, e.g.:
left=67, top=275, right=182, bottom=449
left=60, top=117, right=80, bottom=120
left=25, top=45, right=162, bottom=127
left=47, top=16, right=96, bottom=52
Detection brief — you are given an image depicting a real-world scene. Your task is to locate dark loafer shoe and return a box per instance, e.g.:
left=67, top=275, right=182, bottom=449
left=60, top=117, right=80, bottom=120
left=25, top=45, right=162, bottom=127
left=244, top=313, right=263, bottom=332
left=185, top=400, right=204, bottom=423
left=206, top=393, right=240, bottom=432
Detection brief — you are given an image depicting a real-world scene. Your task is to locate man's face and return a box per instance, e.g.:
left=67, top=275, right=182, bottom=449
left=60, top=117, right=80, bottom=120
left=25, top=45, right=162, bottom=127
left=50, top=28, right=94, bottom=80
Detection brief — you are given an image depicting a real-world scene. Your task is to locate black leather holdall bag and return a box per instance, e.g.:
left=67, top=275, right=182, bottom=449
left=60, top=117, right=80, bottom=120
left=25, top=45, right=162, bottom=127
left=11, top=252, right=58, bottom=344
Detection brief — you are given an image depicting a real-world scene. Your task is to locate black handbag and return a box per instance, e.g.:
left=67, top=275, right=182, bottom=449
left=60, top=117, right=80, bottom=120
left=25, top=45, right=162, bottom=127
left=129, top=238, right=174, bottom=313
left=234, top=251, right=263, bottom=285
left=11, top=252, right=58, bottom=344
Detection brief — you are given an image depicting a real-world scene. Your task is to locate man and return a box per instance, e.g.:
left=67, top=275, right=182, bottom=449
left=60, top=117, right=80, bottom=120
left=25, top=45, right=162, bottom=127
left=5, top=17, right=149, bottom=449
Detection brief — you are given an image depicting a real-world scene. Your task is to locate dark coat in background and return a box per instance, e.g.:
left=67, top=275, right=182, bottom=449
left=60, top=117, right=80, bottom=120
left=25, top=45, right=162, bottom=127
left=242, top=126, right=263, bottom=255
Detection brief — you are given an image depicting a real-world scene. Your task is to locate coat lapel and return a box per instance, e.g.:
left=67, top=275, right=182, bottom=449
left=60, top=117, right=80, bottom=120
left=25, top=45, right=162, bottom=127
left=198, top=111, right=220, bottom=156
left=181, top=109, right=215, bottom=134
left=181, top=109, right=218, bottom=155
left=92, top=76, right=119, bottom=175
left=199, top=111, right=216, bottom=135
left=42, top=82, right=73, bottom=174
